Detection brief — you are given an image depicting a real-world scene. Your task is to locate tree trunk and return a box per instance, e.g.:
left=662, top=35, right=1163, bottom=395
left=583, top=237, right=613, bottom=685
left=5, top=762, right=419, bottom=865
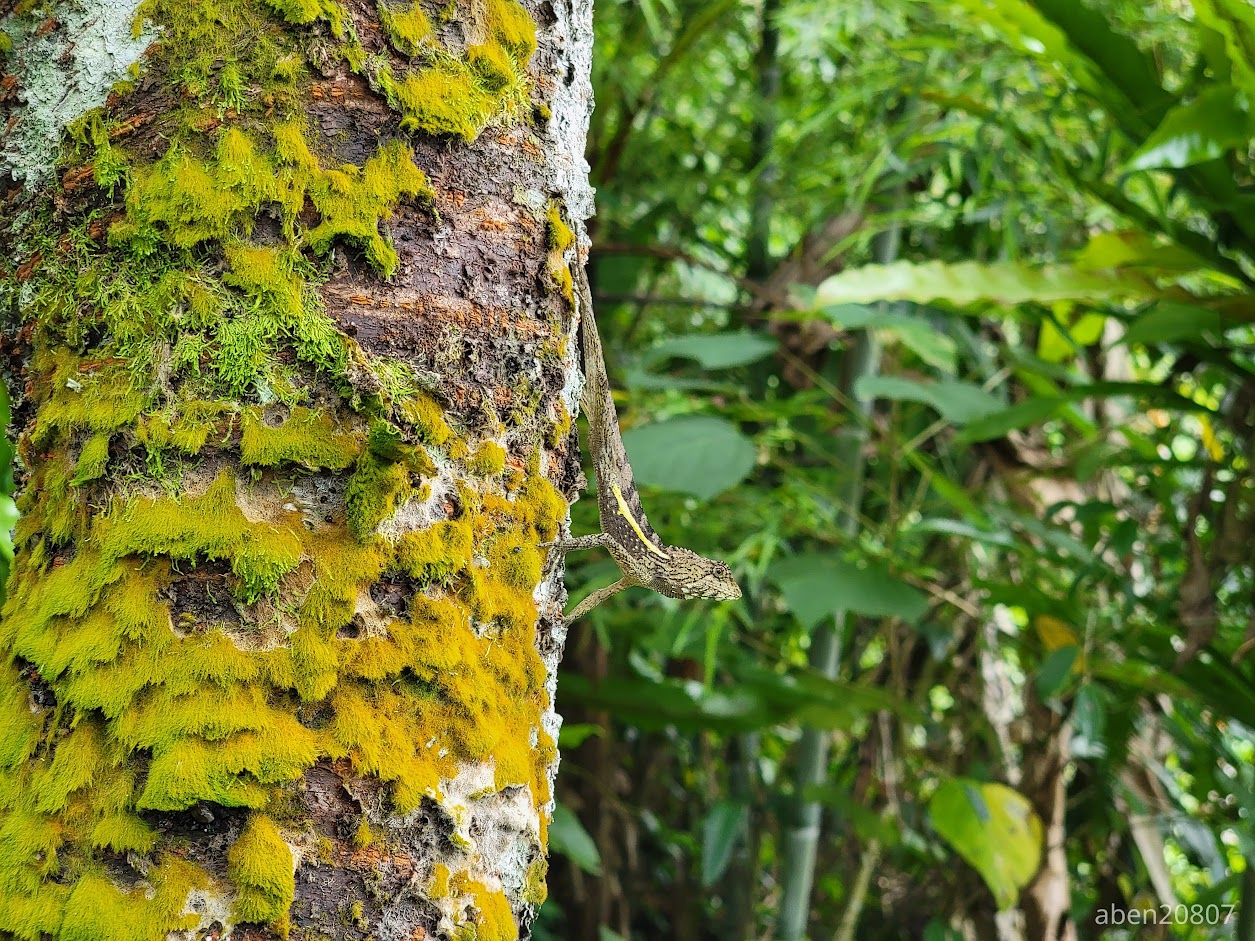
left=0, top=0, right=593, bottom=938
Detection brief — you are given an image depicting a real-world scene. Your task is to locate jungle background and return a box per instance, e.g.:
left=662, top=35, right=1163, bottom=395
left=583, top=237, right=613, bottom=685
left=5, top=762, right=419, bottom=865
left=1, top=0, right=1253, bottom=938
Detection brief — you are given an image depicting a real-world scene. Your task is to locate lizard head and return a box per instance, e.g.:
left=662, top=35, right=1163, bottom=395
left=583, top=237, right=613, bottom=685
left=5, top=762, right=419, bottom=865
left=662, top=548, right=742, bottom=601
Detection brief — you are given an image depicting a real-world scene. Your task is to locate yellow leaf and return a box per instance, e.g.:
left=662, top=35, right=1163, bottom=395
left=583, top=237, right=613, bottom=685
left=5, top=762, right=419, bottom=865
left=1034, top=614, right=1078, bottom=652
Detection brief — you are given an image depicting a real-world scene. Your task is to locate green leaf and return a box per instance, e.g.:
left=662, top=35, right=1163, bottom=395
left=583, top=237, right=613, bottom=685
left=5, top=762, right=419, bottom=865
left=622, top=416, right=755, bottom=500
left=701, top=801, right=748, bottom=886
left=953, top=397, right=1064, bottom=444
left=823, top=307, right=958, bottom=373
left=644, top=331, right=777, bottom=369
left=1128, top=85, right=1255, bottom=170
left=549, top=803, right=602, bottom=876
left=856, top=376, right=1003, bottom=425
left=0, top=495, right=16, bottom=564
left=905, top=517, right=1015, bottom=548
left=930, top=779, right=1044, bottom=910
left=1036, top=646, right=1080, bottom=699
left=769, top=554, right=929, bottom=628
left=816, top=260, right=1151, bottom=308
left=557, top=723, right=603, bottom=748
left=1118, top=302, right=1225, bottom=347
left=1070, top=685, right=1107, bottom=758
left=1192, top=0, right=1255, bottom=96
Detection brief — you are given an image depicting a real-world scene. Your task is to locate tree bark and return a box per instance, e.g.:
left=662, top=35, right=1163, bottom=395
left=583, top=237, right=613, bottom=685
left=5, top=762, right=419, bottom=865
left=0, top=0, right=593, bottom=938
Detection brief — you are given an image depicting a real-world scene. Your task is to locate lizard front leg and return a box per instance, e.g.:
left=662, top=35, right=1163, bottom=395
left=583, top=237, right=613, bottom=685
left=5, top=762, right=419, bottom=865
left=566, top=577, right=630, bottom=621
left=541, top=532, right=614, bottom=552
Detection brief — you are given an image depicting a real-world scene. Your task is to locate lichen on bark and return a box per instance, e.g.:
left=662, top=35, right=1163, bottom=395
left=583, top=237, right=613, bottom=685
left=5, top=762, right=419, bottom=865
left=0, top=0, right=593, bottom=937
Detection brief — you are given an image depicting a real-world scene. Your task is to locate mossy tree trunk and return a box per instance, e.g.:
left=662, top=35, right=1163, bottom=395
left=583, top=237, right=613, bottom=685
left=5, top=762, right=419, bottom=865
left=0, top=0, right=593, bottom=937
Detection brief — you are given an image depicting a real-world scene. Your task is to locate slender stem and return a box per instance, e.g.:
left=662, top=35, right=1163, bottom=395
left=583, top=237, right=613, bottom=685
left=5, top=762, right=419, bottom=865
left=1239, top=855, right=1255, bottom=941
left=775, top=214, right=902, bottom=941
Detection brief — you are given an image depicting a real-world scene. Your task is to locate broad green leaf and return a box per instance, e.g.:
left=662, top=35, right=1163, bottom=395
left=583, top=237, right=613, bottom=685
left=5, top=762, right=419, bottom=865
left=930, top=779, right=1044, bottom=910
left=823, top=306, right=958, bottom=373
left=1118, top=302, right=1225, bottom=347
left=622, top=416, right=755, bottom=500
left=1038, top=310, right=1107, bottom=363
left=769, top=554, right=929, bottom=627
left=644, top=331, right=777, bottom=369
left=1073, top=231, right=1212, bottom=273
left=557, top=723, right=603, bottom=748
left=885, top=321, right=957, bottom=374
left=1193, top=0, right=1255, bottom=96
left=0, top=495, right=17, bottom=564
left=549, top=803, right=602, bottom=876
left=1036, top=646, right=1080, bottom=699
left=816, top=260, right=1151, bottom=308
left=953, top=397, right=1063, bottom=444
left=905, top=517, right=1015, bottom=548
left=1071, top=685, right=1107, bottom=758
left=855, top=376, right=1003, bottom=424
left=701, top=801, right=748, bottom=886
left=1128, top=85, right=1255, bottom=170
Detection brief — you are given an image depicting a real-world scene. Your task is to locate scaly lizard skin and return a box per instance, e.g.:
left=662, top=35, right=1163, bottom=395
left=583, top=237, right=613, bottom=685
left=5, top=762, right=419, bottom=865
left=545, top=259, right=742, bottom=621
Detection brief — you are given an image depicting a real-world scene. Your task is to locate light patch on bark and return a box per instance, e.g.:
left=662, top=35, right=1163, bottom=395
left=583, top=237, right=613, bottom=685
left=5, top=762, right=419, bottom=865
left=543, top=0, right=595, bottom=228
left=1, top=0, right=156, bottom=184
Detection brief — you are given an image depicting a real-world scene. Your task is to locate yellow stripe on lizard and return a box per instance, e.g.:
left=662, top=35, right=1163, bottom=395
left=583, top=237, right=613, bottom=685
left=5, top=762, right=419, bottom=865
left=612, top=484, right=667, bottom=558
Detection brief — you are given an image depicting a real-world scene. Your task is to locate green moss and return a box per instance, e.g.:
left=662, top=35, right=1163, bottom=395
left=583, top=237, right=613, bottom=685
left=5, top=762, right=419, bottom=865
left=261, top=0, right=345, bottom=34
left=376, top=0, right=536, bottom=142
left=3, top=0, right=562, bottom=928
left=137, top=400, right=233, bottom=455
left=397, top=391, right=452, bottom=446
left=467, top=441, right=507, bottom=476
left=59, top=859, right=205, bottom=941
left=380, top=0, right=432, bottom=55
left=228, top=815, right=295, bottom=926
left=113, top=125, right=430, bottom=279
left=548, top=403, right=572, bottom=448
left=101, top=470, right=304, bottom=602
left=303, top=140, right=435, bottom=275
left=544, top=202, right=575, bottom=304
left=345, top=453, right=415, bottom=540
left=240, top=406, right=364, bottom=469
left=71, top=434, right=112, bottom=486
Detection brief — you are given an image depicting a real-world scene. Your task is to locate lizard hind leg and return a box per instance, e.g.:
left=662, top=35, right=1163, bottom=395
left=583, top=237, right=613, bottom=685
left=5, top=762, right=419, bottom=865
left=566, top=577, right=630, bottom=621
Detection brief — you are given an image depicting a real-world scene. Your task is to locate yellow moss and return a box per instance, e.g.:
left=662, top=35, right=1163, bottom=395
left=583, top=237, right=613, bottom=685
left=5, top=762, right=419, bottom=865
left=522, top=857, right=547, bottom=906
left=300, top=528, right=389, bottom=630
left=380, top=0, right=432, bottom=54
left=450, top=873, right=518, bottom=941
left=397, top=391, right=452, bottom=447
left=228, top=815, right=295, bottom=926
left=113, top=125, right=429, bottom=279
left=466, top=441, right=507, bottom=476
left=240, top=406, right=364, bottom=469
left=396, top=519, right=474, bottom=584
left=429, top=862, right=451, bottom=899
left=352, top=818, right=375, bottom=848
left=101, top=471, right=303, bottom=603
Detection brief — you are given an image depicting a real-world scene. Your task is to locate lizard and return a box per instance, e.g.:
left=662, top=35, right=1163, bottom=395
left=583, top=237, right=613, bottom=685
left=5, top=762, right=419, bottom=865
left=544, top=251, right=742, bottom=622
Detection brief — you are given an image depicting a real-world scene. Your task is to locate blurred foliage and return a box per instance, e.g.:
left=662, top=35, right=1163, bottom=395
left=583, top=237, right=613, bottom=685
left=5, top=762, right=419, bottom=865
left=543, top=0, right=1255, bottom=939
